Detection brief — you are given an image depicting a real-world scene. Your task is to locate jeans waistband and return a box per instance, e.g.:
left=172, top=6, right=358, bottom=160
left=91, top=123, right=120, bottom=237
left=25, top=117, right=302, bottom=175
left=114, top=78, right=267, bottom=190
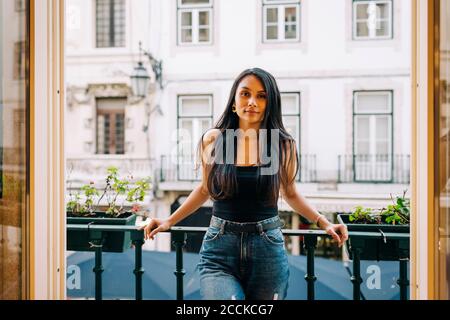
left=210, top=215, right=285, bottom=234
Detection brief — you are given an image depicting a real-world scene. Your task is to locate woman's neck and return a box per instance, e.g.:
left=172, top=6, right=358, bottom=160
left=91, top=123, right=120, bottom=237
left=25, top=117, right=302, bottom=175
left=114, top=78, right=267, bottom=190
left=238, top=120, right=260, bottom=133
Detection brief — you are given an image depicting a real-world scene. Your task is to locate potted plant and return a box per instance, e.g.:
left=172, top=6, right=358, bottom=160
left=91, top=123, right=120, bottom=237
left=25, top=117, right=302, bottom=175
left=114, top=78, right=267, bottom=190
left=337, top=191, right=410, bottom=261
left=66, top=166, right=151, bottom=252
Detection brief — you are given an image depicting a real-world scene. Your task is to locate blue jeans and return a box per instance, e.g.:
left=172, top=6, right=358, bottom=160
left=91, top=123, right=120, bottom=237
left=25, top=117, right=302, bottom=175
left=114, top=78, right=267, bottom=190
left=196, top=215, right=290, bottom=300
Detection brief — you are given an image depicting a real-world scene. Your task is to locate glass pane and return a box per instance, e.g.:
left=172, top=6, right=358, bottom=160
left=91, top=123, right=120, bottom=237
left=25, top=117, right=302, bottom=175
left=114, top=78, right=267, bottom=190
left=181, top=29, right=192, bottom=43
left=376, top=141, right=389, bottom=155
left=96, top=97, right=126, bottom=111
left=97, top=115, right=105, bottom=154
left=104, top=115, right=111, bottom=154
left=355, top=92, right=391, bottom=113
left=112, top=0, right=125, bottom=47
left=282, top=116, right=299, bottom=141
left=285, top=24, right=297, bottom=39
left=267, top=7, right=278, bottom=23
left=356, top=141, right=370, bottom=155
left=356, top=116, right=370, bottom=140
left=281, top=94, right=299, bottom=114
left=436, top=0, right=450, bottom=299
left=356, top=21, right=369, bottom=37
left=267, top=25, right=278, bottom=40
left=96, top=0, right=111, bottom=47
left=375, top=116, right=389, bottom=140
left=200, top=119, right=212, bottom=133
left=179, top=119, right=194, bottom=155
left=0, top=0, right=29, bottom=299
left=356, top=3, right=369, bottom=20
left=285, top=7, right=297, bottom=23
left=181, top=11, right=192, bottom=26
left=115, top=114, right=125, bottom=154
left=181, top=0, right=210, bottom=4
left=376, top=20, right=390, bottom=37
left=96, top=0, right=125, bottom=48
left=96, top=98, right=126, bottom=154
left=180, top=119, right=193, bottom=133
left=199, top=28, right=210, bottom=42
left=180, top=97, right=211, bottom=116
left=199, top=10, right=209, bottom=25
left=377, top=2, right=390, bottom=19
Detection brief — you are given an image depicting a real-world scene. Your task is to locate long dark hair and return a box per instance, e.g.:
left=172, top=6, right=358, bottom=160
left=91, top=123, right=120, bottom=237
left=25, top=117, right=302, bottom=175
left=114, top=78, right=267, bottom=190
left=196, top=68, right=299, bottom=206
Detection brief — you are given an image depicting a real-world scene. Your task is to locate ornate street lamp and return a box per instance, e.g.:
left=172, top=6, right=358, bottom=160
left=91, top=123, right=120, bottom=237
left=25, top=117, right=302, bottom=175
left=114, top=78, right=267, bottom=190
left=130, top=42, right=163, bottom=98
left=130, top=60, right=150, bottom=98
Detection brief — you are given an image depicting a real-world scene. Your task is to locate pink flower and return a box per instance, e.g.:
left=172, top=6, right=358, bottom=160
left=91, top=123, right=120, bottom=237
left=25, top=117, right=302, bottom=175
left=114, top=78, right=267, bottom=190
left=131, top=204, right=141, bottom=213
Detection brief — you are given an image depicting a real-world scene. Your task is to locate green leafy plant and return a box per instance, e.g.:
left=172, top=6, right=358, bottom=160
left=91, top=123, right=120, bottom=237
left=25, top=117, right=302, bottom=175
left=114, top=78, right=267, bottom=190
left=349, top=190, right=410, bottom=226
left=380, top=190, right=410, bottom=225
left=349, top=205, right=380, bottom=224
left=66, top=192, right=87, bottom=215
left=66, top=166, right=151, bottom=217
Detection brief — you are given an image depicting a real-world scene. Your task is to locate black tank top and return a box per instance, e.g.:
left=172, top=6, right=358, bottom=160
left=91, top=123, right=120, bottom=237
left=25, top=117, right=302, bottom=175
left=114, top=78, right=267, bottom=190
left=212, top=166, right=279, bottom=222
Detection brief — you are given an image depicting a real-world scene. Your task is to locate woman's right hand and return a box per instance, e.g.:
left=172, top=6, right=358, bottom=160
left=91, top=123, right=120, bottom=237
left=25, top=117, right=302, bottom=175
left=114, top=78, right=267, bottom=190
left=139, top=218, right=173, bottom=240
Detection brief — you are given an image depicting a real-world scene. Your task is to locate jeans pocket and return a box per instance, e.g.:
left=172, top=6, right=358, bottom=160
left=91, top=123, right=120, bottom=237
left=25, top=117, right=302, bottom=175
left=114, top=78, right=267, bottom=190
left=261, top=227, right=285, bottom=245
left=203, top=226, right=221, bottom=242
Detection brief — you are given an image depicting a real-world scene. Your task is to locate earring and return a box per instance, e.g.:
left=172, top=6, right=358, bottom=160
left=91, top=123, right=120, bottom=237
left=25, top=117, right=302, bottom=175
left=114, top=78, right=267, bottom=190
left=232, top=104, right=236, bottom=113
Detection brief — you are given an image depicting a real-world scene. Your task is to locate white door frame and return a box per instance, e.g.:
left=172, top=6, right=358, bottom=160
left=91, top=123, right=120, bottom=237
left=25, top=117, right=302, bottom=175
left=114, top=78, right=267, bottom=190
left=31, top=0, right=66, bottom=300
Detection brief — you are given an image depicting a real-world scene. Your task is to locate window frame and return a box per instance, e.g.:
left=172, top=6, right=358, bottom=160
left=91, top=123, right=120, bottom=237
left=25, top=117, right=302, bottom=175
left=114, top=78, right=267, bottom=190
left=177, top=94, right=213, bottom=181
left=281, top=92, right=301, bottom=181
left=262, top=0, right=301, bottom=43
left=177, top=0, right=213, bottom=45
left=95, top=0, right=126, bottom=48
left=177, top=0, right=212, bottom=8
left=95, top=97, right=126, bottom=155
left=352, top=0, right=393, bottom=40
left=352, top=90, right=394, bottom=183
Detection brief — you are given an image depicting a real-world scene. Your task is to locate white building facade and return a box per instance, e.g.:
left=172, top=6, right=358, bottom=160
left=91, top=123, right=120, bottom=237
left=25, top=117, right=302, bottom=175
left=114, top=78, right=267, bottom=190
left=66, top=0, right=411, bottom=253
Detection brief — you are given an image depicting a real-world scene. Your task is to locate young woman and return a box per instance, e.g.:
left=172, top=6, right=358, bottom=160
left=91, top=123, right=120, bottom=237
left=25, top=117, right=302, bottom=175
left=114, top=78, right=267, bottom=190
left=141, top=68, right=348, bottom=300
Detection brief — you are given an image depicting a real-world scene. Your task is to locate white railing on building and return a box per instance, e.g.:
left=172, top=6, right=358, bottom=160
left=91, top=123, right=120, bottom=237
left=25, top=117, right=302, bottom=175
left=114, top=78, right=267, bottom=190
left=67, top=156, right=155, bottom=184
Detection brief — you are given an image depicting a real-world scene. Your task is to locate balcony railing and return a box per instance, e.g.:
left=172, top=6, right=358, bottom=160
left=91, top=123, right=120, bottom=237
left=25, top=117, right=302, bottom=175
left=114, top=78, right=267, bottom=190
left=66, top=224, right=410, bottom=301
left=158, top=154, right=317, bottom=183
left=338, top=154, right=410, bottom=184
left=298, top=154, right=317, bottom=183
left=159, top=154, right=201, bottom=182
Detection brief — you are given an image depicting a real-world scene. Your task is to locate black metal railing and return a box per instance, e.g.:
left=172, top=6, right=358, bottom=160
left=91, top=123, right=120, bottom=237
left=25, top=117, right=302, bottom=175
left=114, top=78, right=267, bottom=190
left=67, top=224, right=145, bottom=300
left=159, top=154, right=317, bottom=183
left=66, top=224, right=410, bottom=301
left=338, top=154, right=410, bottom=184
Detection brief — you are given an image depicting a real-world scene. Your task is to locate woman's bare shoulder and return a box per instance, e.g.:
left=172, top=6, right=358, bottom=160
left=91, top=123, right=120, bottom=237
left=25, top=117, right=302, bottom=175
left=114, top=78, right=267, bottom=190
left=202, top=128, right=221, bottom=146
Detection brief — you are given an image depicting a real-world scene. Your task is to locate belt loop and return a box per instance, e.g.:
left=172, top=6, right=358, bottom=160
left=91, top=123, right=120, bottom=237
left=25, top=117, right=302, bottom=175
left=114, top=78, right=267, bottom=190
left=219, top=221, right=226, bottom=235
left=256, top=223, right=264, bottom=235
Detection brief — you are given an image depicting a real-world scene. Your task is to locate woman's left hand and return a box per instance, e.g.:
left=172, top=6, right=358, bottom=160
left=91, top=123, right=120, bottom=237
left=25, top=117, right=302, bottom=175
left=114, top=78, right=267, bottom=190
left=324, top=224, right=349, bottom=247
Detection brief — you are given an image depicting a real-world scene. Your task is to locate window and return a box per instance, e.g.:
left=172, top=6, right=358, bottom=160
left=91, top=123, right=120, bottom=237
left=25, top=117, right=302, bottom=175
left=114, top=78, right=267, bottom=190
left=177, top=0, right=213, bottom=45
left=0, top=0, right=29, bottom=298
left=353, top=91, right=393, bottom=182
left=281, top=93, right=300, bottom=151
left=263, top=0, right=300, bottom=42
left=96, top=0, right=126, bottom=48
left=281, top=93, right=301, bottom=180
left=177, top=95, right=213, bottom=180
left=353, top=0, right=393, bottom=40
left=96, top=98, right=126, bottom=154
